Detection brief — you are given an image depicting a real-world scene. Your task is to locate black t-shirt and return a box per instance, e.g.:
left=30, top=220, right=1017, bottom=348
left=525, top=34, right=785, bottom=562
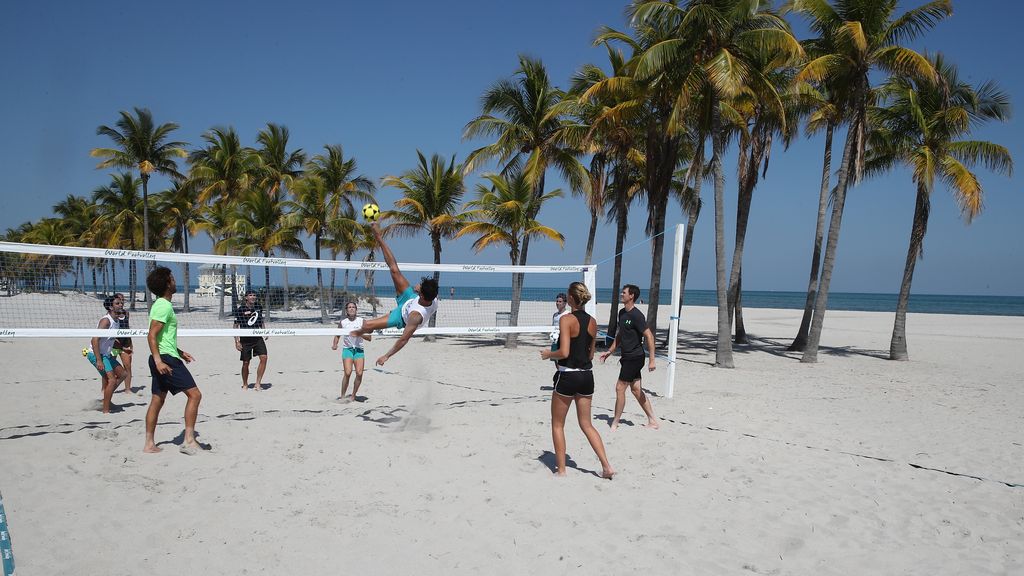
left=234, top=303, right=265, bottom=343
left=617, top=306, right=648, bottom=359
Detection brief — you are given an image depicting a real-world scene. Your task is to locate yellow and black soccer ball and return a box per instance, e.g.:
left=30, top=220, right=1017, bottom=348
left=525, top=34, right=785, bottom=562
left=362, top=203, right=381, bottom=222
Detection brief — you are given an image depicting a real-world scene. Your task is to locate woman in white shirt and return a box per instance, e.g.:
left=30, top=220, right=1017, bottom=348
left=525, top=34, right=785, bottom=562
left=331, top=302, right=372, bottom=401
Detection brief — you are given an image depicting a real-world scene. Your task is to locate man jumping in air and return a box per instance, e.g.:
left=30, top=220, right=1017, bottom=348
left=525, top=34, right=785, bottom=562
left=350, top=222, right=439, bottom=367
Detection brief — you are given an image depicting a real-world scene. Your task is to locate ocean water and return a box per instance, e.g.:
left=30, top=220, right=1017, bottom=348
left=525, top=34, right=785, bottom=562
left=91, top=284, right=1024, bottom=317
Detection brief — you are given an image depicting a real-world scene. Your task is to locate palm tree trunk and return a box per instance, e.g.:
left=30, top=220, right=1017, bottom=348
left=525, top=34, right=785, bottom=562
left=607, top=165, right=629, bottom=338
left=711, top=101, right=734, bottom=368
left=329, top=248, right=338, bottom=313
left=282, top=268, right=290, bottom=311
left=316, top=234, right=327, bottom=324
left=141, top=173, right=151, bottom=305
left=182, top=232, right=191, bottom=313
left=802, top=108, right=863, bottom=363
left=678, top=203, right=700, bottom=310
left=344, top=249, right=353, bottom=296
left=365, top=250, right=377, bottom=316
left=506, top=245, right=522, bottom=349
left=425, top=231, right=442, bottom=342
left=734, top=272, right=747, bottom=343
left=585, top=209, right=599, bottom=266
left=264, top=262, right=272, bottom=320
left=219, top=263, right=227, bottom=319
left=727, top=133, right=765, bottom=344
left=790, top=123, right=834, bottom=351
left=515, top=174, right=546, bottom=268
left=231, top=266, right=239, bottom=313
left=111, top=259, right=117, bottom=299
left=677, top=145, right=705, bottom=319
left=645, top=197, right=669, bottom=336
left=643, top=129, right=679, bottom=337
left=890, top=183, right=930, bottom=361
left=585, top=158, right=607, bottom=266
left=127, top=238, right=137, bottom=311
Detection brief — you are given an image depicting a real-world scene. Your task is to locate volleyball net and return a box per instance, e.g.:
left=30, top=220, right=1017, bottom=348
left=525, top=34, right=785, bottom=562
left=0, top=241, right=595, bottom=339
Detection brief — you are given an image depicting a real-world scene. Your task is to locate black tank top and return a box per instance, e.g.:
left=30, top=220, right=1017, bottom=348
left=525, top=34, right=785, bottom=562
left=557, top=310, right=593, bottom=370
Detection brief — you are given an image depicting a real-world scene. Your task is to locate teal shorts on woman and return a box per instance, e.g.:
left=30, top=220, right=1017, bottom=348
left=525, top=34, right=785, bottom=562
left=342, top=347, right=365, bottom=360
left=386, top=286, right=417, bottom=328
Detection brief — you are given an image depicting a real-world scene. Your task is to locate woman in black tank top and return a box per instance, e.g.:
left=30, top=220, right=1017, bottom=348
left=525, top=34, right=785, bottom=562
left=540, top=282, right=614, bottom=479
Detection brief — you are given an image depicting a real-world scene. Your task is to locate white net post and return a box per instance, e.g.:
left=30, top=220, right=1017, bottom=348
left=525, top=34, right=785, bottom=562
left=583, top=265, right=597, bottom=318
left=665, top=223, right=685, bottom=398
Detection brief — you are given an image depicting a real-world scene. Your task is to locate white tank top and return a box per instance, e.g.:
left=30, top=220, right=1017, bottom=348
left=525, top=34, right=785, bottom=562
left=401, top=297, right=438, bottom=327
left=95, top=313, right=117, bottom=356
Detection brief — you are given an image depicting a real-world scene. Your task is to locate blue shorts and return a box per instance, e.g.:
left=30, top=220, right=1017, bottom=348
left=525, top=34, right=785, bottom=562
left=148, top=354, right=197, bottom=396
left=342, top=347, right=365, bottom=360
left=386, top=287, right=416, bottom=328
left=86, top=351, right=120, bottom=374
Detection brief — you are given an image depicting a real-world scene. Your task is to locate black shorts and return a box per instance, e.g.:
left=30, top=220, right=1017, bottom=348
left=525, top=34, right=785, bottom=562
left=553, top=370, right=595, bottom=397
left=618, top=357, right=645, bottom=382
left=149, top=354, right=197, bottom=396
left=240, top=338, right=268, bottom=361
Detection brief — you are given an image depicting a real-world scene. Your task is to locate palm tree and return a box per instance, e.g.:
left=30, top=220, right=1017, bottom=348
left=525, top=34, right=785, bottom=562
left=222, top=190, right=308, bottom=315
left=287, top=175, right=358, bottom=323
left=456, top=172, right=564, bottom=348
left=789, top=0, right=951, bottom=363
left=726, top=57, right=801, bottom=344
left=194, top=200, right=235, bottom=317
left=571, top=40, right=647, bottom=334
left=789, top=79, right=844, bottom=351
left=306, top=144, right=376, bottom=310
left=92, top=172, right=144, bottom=309
left=154, top=179, right=203, bottom=312
left=21, top=218, right=74, bottom=291
left=190, top=126, right=261, bottom=315
left=190, top=126, right=260, bottom=205
left=255, top=123, right=306, bottom=198
left=464, top=54, right=587, bottom=272
left=53, top=194, right=99, bottom=291
left=382, top=151, right=467, bottom=292
left=90, top=108, right=187, bottom=263
left=625, top=0, right=802, bottom=366
left=865, top=53, right=1012, bottom=360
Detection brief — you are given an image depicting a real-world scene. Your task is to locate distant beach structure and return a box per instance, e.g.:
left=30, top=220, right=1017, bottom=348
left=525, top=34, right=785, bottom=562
left=196, top=265, right=247, bottom=297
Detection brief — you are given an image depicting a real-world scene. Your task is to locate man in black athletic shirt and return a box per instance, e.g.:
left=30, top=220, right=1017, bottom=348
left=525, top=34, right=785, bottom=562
left=234, top=290, right=268, bottom=391
left=600, top=284, right=658, bottom=430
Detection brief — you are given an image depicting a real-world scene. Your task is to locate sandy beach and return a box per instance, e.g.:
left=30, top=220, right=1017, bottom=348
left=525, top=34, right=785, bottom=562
left=1, top=305, right=1022, bottom=575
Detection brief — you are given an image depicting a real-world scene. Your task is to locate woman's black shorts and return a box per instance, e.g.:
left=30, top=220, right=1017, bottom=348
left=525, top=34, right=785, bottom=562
left=553, top=370, right=595, bottom=397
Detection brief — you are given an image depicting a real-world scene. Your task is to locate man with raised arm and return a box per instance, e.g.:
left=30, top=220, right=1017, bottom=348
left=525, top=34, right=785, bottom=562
left=350, top=222, right=439, bottom=367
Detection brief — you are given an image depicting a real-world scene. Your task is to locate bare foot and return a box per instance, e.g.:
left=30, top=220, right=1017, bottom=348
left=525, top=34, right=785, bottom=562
left=241, top=384, right=248, bottom=390
left=554, top=470, right=567, bottom=477
left=143, top=444, right=162, bottom=454
left=602, top=467, right=616, bottom=480
left=609, top=422, right=619, bottom=432
left=180, top=443, right=200, bottom=455
left=644, top=420, right=660, bottom=430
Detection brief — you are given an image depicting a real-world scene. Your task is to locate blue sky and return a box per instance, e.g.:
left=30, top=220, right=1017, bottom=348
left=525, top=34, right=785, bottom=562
left=2, top=0, right=1021, bottom=296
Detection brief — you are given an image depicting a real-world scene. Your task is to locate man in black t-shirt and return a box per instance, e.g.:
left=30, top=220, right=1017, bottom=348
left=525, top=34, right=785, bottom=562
left=600, top=284, right=658, bottom=430
left=234, top=290, right=268, bottom=391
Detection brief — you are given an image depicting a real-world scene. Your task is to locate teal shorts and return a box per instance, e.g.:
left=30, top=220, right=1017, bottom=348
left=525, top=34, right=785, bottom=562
left=386, top=286, right=416, bottom=328
left=342, top=347, right=365, bottom=360
left=86, top=351, right=120, bottom=374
